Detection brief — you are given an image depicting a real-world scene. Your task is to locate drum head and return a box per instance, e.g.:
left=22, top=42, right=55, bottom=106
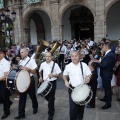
left=71, top=84, right=90, bottom=102
left=37, top=81, right=49, bottom=94
left=16, top=70, right=30, bottom=93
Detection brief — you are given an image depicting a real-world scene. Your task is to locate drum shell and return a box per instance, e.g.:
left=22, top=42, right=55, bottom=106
left=37, top=81, right=52, bottom=97
left=6, top=69, right=18, bottom=91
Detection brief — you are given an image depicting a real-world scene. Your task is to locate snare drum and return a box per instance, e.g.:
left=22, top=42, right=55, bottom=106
left=71, top=84, right=93, bottom=105
left=6, top=69, right=31, bottom=93
left=37, top=81, right=52, bottom=97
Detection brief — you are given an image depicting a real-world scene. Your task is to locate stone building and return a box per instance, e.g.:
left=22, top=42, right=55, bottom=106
left=0, top=0, right=120, bottom=46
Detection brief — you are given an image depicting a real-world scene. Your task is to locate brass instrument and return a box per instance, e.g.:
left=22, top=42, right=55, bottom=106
left=50, top=41, right=61, bottom=54
left=34, top=40, right=49, bottom=59
left=50, top=41, right=61, bottom=60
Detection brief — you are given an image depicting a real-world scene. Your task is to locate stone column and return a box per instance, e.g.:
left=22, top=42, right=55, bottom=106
left=94, top=0, right=105, bottom=42
left=50, top=0, right=60, bottom=41
left=59, top=24, right=64, bottom=40
left=12, top=2, right=24, bottom=44
left=24, top=28, right=31, bottom=44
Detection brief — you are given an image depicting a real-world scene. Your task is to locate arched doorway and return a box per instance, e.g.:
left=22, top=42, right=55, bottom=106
left=107, top=1, right=120, bottom=40
left=62, top=5, right=94, bottom=41
left=24, top=10, right=51, bottom=45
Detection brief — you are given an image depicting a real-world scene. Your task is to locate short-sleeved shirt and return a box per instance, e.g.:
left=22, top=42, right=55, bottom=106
left=39, top=61, right=61, bottom=81
left=63, top=62, right=91, bottom=87
left=0, top=58, right=10, bottom=78
left=19, top=56, right=37, bottom=76
left=58, top=45, right=67, bottom=54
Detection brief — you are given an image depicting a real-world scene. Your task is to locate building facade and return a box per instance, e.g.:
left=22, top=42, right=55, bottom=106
left=0, top=0, right=120, bottom=46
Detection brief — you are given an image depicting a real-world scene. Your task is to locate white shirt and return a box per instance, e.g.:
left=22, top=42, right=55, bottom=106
left=58, top=45, right=67, bottom=54
left=39, top=61, right=61, bottom=81
left=63, top=62, right=91, bottom=87
left=66, top=48, right=74, bottom=59
left=105, top=50, right=111, bottom=56
left=0, top=58, right=10, bottom=78
left=19, top=56, right=37, bottom=76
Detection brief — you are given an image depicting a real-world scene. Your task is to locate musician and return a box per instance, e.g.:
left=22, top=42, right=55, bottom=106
left=58, top=41, right=67, bottom=70
left=39, top=52, right=61, bottom=120
left=65, top=43, right=74, bottom=64
left=0, top=48, right=12, bottom=119
left=63, top=50, right=91, bottom=120
left=14, top=48, right=38, bottom=119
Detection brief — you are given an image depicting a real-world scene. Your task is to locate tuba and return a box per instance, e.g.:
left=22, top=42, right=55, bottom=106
left=50, top=41, right=61, bottom=60
left=34, top=40, right=49, bottom=59
left=50, top=41, right=61, bottom=54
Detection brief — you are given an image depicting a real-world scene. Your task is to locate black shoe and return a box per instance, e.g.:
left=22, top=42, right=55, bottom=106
left=101, top=104, right=111, bottom=109
left=14, top=115, right=25, bottom=119
left=48, top=116, right=53, bottom=120
left=99, top=98, right=106, bottom=102
left=33, top=109, right=38, bottom=114
left=86, top=104, right=95, bottom=108
left=1, top=112, right=10, bottom=119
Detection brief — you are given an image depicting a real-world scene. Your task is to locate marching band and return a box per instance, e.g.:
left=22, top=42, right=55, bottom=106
left=0, top=38, right=118, bottom=120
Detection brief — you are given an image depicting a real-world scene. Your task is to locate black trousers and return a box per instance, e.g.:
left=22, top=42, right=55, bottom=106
left=45, top=80, right=56, bottom=117
left=88, top=83, right=97, bottom=107
left=58, top=54, right=64, bottom=70
left=102, top=78, right=112, bottom=105
left=18, top=77, right=38, bottom=116
left=68, top=88, right=85, bottom=120
left=0, top=81, right=11, bottom=114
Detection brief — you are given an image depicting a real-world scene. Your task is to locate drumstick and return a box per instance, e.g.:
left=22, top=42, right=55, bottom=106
left=69, top=87, right=74, bottom=91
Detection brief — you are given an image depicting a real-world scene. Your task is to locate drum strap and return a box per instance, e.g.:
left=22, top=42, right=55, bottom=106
left=80, top=62, right=84, bottom=81
left=51, top=62, right=55, bottom=73
left=24, top=58, right=31, bottom=67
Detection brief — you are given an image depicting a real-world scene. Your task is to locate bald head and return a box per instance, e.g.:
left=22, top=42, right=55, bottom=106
left=20, top=48, right=28, bottom=59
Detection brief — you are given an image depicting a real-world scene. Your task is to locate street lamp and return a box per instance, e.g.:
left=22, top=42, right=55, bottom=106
left=0, top=7, right=16, bottom=47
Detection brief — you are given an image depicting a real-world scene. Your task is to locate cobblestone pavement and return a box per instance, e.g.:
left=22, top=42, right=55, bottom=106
left=0, top=78, right=120, bottom=120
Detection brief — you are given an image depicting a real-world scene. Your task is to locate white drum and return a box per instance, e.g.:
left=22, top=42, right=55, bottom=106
left=37, top=81, right=52, bottom=97
left=16, top=70, right=31, bottom=93
left=6, top=69, right=31, bottom=93
left=71, top=84, right=93, bottom=105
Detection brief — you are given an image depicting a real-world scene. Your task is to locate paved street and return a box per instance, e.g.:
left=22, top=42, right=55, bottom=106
left=0, top=78, right=120, bottom=120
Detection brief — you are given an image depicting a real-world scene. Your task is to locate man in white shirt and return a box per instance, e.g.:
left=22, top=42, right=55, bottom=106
left=63, top=50, right=91, bottom=120
left=39, top=52, right=61, bottom=120
left=0, top=49, right=12, bottom=119
left=57, top=42, right=67, bottom=70
left=14, top=48, right=38, bottom=119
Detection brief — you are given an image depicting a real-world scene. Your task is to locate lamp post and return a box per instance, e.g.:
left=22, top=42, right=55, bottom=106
left=0, top=7, right=16, bottom=47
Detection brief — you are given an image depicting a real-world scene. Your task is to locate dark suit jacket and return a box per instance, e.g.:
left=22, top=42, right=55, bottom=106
left=98, top=51, right=116, bottom=80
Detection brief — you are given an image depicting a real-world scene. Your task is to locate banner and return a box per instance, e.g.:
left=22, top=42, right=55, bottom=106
left=0, top=0, right=4, bottom=9
left=27, top=0, right=41, bottom=4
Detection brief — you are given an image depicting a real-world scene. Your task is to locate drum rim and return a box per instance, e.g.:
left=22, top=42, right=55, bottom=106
left=16, top=70, right=31, bottom=93
left=6, top=69, right=17, bottom=90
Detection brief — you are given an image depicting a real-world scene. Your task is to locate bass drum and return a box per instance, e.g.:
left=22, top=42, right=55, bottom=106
left=71, top=84, right=93, bottom=105
left=6, top=69, right=31, bottom=93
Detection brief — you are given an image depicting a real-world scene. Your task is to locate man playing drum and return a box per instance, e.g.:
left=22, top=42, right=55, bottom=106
left=63, top=50, right=91, bottom=120
left=39, top=52, right=61, bottom=120
left=14, top=48, right=38, bottom=119
left=0, top=48, right=12, bottom=119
